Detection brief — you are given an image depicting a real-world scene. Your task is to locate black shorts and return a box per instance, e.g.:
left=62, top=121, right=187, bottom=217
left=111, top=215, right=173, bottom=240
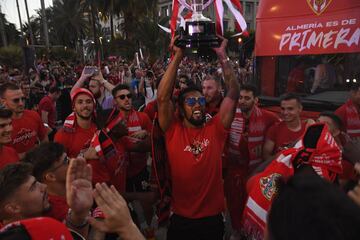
left=167, top=213, right=224, bottom=240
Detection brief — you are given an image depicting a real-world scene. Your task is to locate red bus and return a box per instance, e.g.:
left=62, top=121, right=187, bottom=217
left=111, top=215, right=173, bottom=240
left=254, top=0, right=360, bottom=118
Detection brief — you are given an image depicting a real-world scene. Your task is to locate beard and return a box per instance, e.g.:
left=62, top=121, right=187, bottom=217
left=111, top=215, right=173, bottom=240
left=75, top=109, right=93, bottom=120
left=186, top=113, right=206, bottom=126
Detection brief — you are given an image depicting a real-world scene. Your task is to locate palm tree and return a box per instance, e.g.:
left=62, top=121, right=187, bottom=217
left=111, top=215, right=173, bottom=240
left=24, top=0, right=34, bottom=45
left=0, top=6, right=7, bottom=47
left=40, top=0, right=50, bottom=50
left=52, top=0, right=89, bottom=48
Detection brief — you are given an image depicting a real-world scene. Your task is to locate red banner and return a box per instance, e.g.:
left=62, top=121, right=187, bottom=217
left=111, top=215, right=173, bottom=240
left=255, top=0, right=360, bottom=56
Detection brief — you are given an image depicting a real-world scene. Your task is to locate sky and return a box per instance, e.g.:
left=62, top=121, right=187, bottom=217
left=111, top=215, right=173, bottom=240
left=1, top=0, right=53, bottom=29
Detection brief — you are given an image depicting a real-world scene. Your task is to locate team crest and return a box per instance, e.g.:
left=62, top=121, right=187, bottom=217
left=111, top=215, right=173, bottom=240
left=306, top=0, right=332, bottom=16
left=259, top=173, right=281, bottom=201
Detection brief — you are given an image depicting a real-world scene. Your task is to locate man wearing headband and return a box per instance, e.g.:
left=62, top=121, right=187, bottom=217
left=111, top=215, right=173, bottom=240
left=54, top=88, right=97, bottom=158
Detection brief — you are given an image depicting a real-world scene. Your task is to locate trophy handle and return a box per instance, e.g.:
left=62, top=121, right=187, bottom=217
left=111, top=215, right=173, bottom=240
left=202, top=0, right=213, bottom=10
left=178, top=0, right=213, bottom=11
left=178, top=0, right=192, bottom=10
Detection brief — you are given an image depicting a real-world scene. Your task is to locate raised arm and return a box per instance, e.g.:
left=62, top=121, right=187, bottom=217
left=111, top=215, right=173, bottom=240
left=93, top=71, right=115, bottom=92
left=157, top=40, right=184, bottom=132
left=215, top=37, right=240, bottom=128
left=70, top=67, right=94, bottom=95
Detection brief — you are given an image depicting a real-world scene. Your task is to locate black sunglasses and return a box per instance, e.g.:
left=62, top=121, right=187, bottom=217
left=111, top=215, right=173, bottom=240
left=12, top=97, right=26, bottom=104
left=116, top=93, right=132, bottom=100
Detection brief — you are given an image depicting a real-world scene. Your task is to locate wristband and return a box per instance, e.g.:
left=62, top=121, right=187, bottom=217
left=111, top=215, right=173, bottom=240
left=65, top=208, right=90, bottom=229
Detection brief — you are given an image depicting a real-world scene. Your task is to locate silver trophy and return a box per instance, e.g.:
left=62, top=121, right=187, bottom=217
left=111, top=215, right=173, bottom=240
left=176, top=0, right=220, bottom=48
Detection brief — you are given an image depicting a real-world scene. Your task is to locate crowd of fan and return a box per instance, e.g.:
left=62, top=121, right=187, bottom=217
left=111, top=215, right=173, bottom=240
left=0, top=37, right=360, bottom=240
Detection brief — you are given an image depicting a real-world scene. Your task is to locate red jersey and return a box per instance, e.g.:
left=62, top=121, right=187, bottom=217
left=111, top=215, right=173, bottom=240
left=335, top=100, right=360, bottom=140
left=38, top=95, right=56, bottom=128
left=0, top=146, right=19, bottom=169
left=126, top=110, right=152, bottom=178
left=10, top=110, right=47, bottom=154
left=266, top=121, right=306, bottom=154
left=54, top=123, right=97, bottom=158
left=165, top=114, right=228, bottom=218
left=46, top=194, right=68, bottom=222
left=88, top=140, right=127, bottom=193
left=143, top=100, right=157, bottom=121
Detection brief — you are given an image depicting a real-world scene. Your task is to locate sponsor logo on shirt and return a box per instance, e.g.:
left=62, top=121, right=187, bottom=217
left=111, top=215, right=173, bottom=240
left=184, top=138, right=210, bottom=159
left=12, top=128, right=37, bottom=145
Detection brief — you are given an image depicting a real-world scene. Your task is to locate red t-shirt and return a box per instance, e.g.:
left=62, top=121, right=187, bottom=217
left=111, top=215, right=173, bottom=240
left=126, top=111, right=152, bottom=178
left=46, top=194, right=68, bottom=222
left=0, top=146, right=19, bottom=169
left=54, top=123, right=97, bottom=158
left=10, top=110, right=47, bottom=154
left=165, top=114, right=228, bottom=218
left=266, top=121, right=306, bottom=154
left=38, top=95, right=56, bottom=128
left=143, top=100, right=157, bottom=121
left=88, top=141, right=127, bottom=193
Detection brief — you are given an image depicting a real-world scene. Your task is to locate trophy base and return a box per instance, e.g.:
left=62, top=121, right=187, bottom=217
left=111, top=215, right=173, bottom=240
left=175, top=21, right=221, bottom=48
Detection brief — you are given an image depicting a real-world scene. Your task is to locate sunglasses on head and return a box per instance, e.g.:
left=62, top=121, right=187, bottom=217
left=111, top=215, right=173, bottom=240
left=184, top=96, right=206, bottom=107
left=12, top=97, right=26, bottom=104
left=116, top=93, right=132, bottom=100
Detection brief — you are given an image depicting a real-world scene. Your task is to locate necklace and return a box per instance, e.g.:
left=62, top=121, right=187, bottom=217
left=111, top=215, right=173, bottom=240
left=183, top=124, right=210, bottom=159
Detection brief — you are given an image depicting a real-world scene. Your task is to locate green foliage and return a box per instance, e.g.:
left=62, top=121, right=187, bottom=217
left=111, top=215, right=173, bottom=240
left=0, top=45, right=23, bottom=68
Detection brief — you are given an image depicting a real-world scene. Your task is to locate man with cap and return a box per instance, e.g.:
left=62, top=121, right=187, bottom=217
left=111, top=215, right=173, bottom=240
left=54, top=88, right=97, bottom=158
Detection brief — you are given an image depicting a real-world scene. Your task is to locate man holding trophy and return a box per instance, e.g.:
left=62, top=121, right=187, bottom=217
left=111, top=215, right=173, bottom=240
left=156, top=1, right=240, bottom=239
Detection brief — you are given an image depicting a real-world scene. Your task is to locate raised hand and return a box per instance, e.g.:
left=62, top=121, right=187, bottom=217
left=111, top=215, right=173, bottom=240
left=66, top=157, right=93, bottom=215
left=88, top=183, right=145, bottom=240
left=212, top=35, right=228, bottom=60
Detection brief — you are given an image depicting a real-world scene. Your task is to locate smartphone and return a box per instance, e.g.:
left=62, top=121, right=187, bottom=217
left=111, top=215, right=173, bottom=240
left=84, top=66, right=99, bottom=75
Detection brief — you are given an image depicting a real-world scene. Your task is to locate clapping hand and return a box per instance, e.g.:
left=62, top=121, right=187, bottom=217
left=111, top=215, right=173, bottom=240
left=88, top=183, right=145, bottom=240
left=66, top=157, right=93, bottom=216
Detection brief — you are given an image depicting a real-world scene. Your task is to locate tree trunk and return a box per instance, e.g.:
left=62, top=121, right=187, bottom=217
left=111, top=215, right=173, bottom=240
left=0, top=7, right=7, bottom=47
left=40, top=0, right=50, bottom=50
left=24, top=0, right=34, bottom=45
left=16, top=0, right=24, bottom=34
left=90, top=1, right=99, bottom=61
left=110, top=0, right=114, bottom=41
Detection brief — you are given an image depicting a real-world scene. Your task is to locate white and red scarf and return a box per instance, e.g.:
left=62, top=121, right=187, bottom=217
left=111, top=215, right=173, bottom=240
left=241, top=123, right=343, bottom=240
left=227, top=106, right=268, bottom=167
